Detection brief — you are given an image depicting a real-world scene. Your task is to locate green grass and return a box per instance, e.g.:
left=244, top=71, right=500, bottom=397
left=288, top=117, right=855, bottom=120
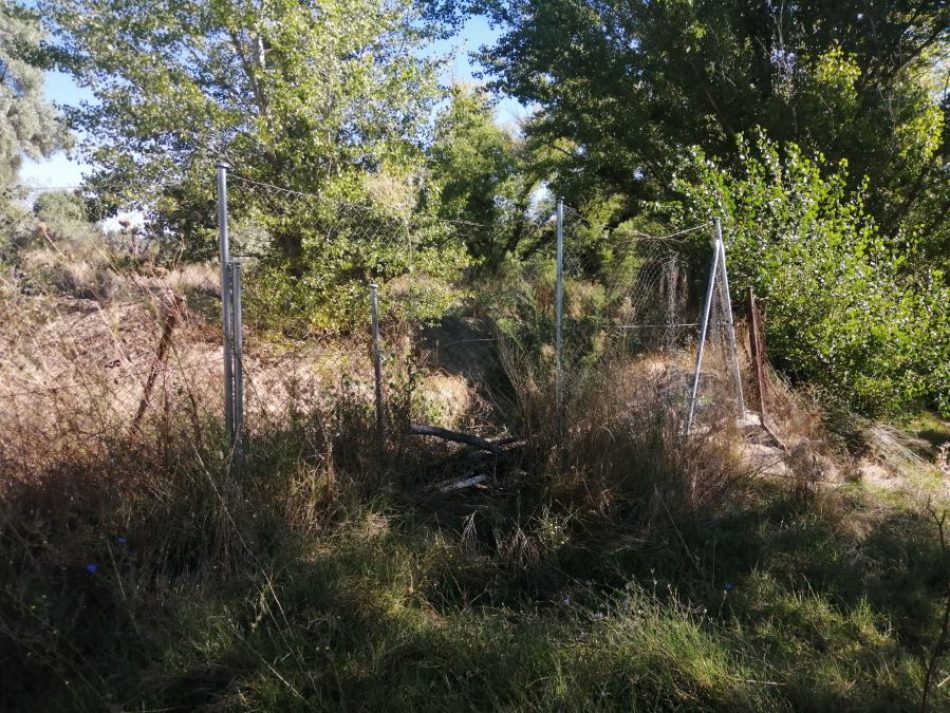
left=1, top=322, right=948, bottom=713
left=1, top=414, right=948, bottom=712
left=901, top=411, right=950, bottom=450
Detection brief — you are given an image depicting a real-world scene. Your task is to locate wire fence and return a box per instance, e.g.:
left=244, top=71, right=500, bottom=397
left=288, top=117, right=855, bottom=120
left=1, top=168, right=751, bottom=479
left=548, top=204, right=745, bottom=444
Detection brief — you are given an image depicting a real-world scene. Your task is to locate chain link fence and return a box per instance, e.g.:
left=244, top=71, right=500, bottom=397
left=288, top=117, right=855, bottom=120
left=0, top=224, right=223, bottom=476
left=1, top=175, right=749, bottom=480
left=551, top=205, right=746, bottom=443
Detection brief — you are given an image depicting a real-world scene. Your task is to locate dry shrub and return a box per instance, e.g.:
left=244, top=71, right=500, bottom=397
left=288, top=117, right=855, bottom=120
left=757, top=362, right=829, bottom=448
left=559, top=357, right=751, bottom=520
left=497, top=338, right=558, bottom=455
left=0, top=271, right=398, bottom=632
left=0, top=266, right=389, bottom=475
left=498, top=325, right=753, bottom=532
left=0, top=292, right=213, bottom=477
left=0, top=295, right=379, bottom=611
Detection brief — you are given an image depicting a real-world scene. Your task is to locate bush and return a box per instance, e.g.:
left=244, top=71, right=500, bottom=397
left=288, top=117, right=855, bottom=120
left=245, top=202, right=469, bottom=335
left=32, top=190, right=102, bottom=253
left=666, top=134, right=950, bottom=416
left=19, top=251, right=114, bottom=299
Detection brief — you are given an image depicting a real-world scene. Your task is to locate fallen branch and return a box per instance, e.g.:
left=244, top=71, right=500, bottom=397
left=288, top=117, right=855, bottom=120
left=407, top=425, right=502, bottom=455
left=436, top=474, right=489, bottom=493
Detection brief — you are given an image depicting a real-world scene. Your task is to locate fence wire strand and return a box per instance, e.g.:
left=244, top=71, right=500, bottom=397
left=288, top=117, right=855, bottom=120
left=2, top=166, right=745, bottom=475
left=550, top=205, right=738, bottom=436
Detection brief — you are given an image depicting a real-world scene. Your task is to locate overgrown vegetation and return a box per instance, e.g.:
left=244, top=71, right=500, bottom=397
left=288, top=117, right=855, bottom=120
left=668, top=135, right=950, bottom=417
left=1, top=299, right=948, bottom=710
left=2, top=0, right=950, bottom=710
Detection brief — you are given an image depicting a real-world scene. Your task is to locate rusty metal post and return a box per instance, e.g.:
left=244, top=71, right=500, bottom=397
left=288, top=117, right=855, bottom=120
left=748, top=287, right=768, bottom=426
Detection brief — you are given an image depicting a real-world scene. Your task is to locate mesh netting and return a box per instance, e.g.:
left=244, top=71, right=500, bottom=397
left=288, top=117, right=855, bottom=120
left=1, top=179, right=744, bottom=474
left=552, top=206, right=740, bottom=431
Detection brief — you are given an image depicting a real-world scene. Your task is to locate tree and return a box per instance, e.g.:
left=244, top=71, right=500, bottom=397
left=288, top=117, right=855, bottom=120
left=668, top=134, right=950, bottom=416
left=39, top=0, right=444, bottom=261
left=454, top=1, right=949, bottom=255
left=32, top=189, right=96, bottom=247
left=426, top=84, right=538, bottom=267
left=0, top=2, right=68, bottom=201
left=39, top=0, right=475, bottom=330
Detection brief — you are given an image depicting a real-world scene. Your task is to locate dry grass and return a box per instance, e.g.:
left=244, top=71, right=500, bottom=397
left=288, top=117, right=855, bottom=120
left=0, top=254, right=384, bottom=478
left=1, top=256, right=949, bottom=711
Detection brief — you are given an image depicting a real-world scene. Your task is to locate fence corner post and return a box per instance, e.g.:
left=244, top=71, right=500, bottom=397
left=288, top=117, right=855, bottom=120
left=685, top=220, right=721, bottom=435
left=713, top=218, right=746, bottom=420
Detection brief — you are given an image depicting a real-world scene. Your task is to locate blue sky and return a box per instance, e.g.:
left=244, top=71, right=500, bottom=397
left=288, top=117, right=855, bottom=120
left=20, top=15, right=526, bottom=188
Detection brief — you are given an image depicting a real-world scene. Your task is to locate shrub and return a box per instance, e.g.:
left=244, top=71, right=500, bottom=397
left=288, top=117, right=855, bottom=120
left=244, top=199, right=469, bottom=335
left=666, top=134, right=950, bottom=416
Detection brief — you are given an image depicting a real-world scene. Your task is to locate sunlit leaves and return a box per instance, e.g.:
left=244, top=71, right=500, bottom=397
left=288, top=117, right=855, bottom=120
left=0, top=2, right=68, bottom=196
left=669, top=134, right=950, bottom=416
left=466, top=0, right=949, bottom=246
left=38, top=0, right=462, bottom=331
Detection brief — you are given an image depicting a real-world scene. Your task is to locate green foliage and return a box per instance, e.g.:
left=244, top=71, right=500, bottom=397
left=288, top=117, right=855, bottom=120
left=31, top=189, right=99, bottom=248
left=40, top=0, right=457, bottom=329
left=0, top=2, right=68, bottom=204
left=33, top=190, right=85, bottom=224
left=2, top=368, right=948, bottom=711
left=0, top=199, right=33, bottom=256
left=668, top=135, right=950, bottom=416
left=40, top=0, right=442, bottom=203
left=245, top=199, right=469, bottom=334
left=426, top=85, right=537, bottom=267
left=461, top=0, right=949, bottom=252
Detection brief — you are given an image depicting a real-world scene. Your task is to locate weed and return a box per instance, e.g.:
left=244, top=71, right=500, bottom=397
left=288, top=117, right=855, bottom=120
left=1, top=268, right=948, bottom=711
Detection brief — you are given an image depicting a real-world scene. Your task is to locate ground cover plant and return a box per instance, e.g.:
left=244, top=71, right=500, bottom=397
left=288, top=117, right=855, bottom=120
left=2, top=1, right=950, bottom=710
left=1, top=265, right=948, bottom=712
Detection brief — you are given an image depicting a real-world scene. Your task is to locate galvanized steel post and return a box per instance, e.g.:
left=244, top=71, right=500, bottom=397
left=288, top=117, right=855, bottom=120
left=685, top=222, right=721, bottom=435
left=230, top=261, right=244, bottom=467
left=370, top=283, right=385, bottom=462
left=555, top=197, right=565, bottom=444
left=216, top=163, right=234, bottom=449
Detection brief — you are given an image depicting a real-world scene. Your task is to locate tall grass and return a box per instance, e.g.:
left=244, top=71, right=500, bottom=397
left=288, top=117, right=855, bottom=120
left=1, top=261, right=948, bottom=711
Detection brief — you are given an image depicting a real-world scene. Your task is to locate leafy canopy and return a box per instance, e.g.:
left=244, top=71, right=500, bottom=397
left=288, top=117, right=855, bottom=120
left=426, top=84, right=541, bottom=267
left=38, top=0, right=443, bottom=245
left=668, top=135, right=950, bottom=416
left=451, top=0, right=949, bottom=255
left=0, top=2, right=68, bottom=195
left=39, top=0, right=472, bottom=331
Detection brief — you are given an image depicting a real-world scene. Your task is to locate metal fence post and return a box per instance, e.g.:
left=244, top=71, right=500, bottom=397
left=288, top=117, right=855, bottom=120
left=685, top=225, right=721, bottom=435
left=555, top=197, right=565, bottom=444
left=230, top=261, right=244, bottom=469
left=369, top=283, right=385, bottom=462
left=216, top=163, right=234, bottom=450
left=714, top=219, right=746, bottom=419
